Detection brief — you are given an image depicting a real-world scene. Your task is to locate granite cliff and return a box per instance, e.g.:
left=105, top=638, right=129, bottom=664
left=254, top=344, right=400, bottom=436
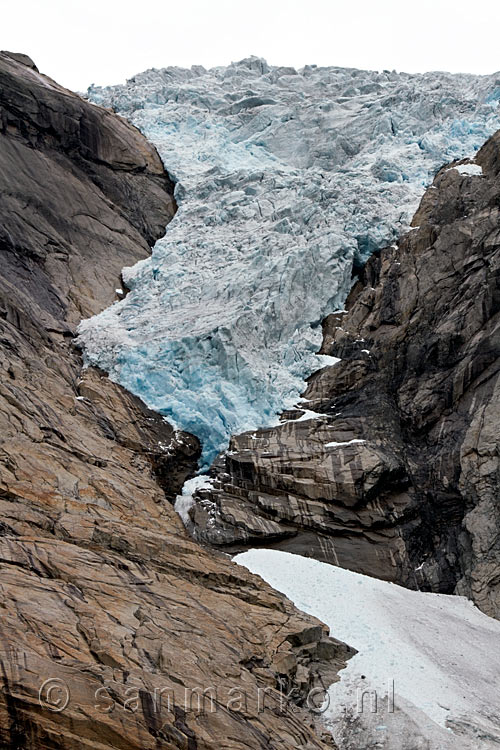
left=0, top=52, right=352, bottom=750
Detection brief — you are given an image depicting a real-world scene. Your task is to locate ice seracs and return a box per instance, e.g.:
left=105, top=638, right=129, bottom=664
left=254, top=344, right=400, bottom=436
left=78, top=58, right=500, bottom=463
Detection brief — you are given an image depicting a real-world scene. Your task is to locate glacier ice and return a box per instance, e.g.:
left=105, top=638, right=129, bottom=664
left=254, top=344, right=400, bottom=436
left=77, top=58, right=500, bottom=464
left=174, top=475, right=215, bottom=525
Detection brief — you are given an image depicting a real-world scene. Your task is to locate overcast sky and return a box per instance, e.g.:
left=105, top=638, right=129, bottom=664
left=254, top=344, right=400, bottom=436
left=3, top=0, right=500, bottom=92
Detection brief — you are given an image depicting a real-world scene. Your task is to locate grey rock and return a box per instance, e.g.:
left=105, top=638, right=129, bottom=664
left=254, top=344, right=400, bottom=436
left=1, top=50, right=38, bottom=70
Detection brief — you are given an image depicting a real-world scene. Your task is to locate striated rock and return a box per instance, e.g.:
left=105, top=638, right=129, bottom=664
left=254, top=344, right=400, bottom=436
left=0, top=53, right=352, bottom=749
left=190, top=136, right=500, bottom=619
left=1, top=51, right=38, bottom=70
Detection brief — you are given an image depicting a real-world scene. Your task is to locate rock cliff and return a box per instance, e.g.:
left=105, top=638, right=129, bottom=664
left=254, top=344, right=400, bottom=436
left=0, top=52, right=352, bottom=749
left=189, top=135, right=500, bottom=620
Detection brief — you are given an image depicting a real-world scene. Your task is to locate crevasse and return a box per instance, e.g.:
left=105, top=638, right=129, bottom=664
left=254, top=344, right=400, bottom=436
left=77, top=58, right=500, bottom=464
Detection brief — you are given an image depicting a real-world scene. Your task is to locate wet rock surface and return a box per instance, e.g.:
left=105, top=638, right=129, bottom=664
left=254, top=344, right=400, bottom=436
left=0, top=53, right=351, bottom=749
left=190, top=135, right=500, bottom=619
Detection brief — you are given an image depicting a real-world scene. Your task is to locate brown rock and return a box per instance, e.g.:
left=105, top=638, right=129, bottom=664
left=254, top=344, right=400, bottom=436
left=0, top=52, right=352, bottom=749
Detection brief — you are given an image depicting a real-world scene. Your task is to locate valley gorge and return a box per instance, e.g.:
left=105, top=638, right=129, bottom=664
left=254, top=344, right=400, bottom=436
left=0, top=48, right=499, bottom=750
left=189, top=136, right=500, bottom=620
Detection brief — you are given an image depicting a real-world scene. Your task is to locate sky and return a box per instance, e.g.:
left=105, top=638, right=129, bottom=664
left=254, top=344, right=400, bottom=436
left=2, top=0, right=500, bottom=92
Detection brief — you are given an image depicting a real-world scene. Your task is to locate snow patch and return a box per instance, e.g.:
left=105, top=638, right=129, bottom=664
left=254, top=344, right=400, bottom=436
left=277, top=408, right=326, bottom=425
left=325, top=438, right=366, bottom=448
left=451, top=162, right=484, bottom=176
left=235, top=549, right=500, bottom=749
left=316, top=354, right=342, bottom=367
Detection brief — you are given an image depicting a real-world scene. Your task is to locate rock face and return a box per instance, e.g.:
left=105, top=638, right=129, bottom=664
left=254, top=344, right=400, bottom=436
left=189, top=136, right=500, bottom=619
left=0, top=49, right=176, bottom=328
left=0, top=53, right=353, bottom=749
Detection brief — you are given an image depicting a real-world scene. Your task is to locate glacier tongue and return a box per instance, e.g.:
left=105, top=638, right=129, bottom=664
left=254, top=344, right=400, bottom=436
left=78, top=58, right=500, bottom=463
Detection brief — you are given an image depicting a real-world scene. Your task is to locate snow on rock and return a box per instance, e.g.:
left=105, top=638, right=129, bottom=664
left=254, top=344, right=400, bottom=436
left=325, top=438, right=366, bottom=447
left=235, top=549, right=500, bottom=750
left=315, top=354, right=342, bottom=367
left=451, top=162, right=484, bottom=176
left=77, top=58, right=500, bottom=463
left=174, top=474, right=214, bottom=525
left=275, top=407, right=327, bottom=426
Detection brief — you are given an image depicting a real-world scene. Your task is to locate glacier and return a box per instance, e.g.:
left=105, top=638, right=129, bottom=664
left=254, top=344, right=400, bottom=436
left=77, top=58, right=500, bottom=464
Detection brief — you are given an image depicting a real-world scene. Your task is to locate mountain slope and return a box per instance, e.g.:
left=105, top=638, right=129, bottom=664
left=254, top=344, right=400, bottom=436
left=0, top=52, right=351, bottom=750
